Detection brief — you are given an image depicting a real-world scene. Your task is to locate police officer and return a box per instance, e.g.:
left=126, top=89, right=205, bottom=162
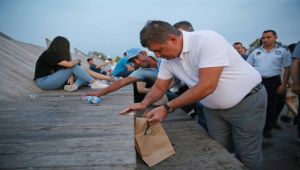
left=247, top=30, right=291, bottom=138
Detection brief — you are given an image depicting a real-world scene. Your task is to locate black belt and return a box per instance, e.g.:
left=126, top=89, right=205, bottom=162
left=245, top=82, right=263, bottom=98
left=262, top=75, right=280, bottom=80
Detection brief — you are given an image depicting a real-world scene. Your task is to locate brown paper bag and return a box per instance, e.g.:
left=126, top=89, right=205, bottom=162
left=135, top=117, right=175, bottom=167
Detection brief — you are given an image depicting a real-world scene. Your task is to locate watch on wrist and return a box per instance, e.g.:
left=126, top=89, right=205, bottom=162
left=163, top=103, right=174, bottom=113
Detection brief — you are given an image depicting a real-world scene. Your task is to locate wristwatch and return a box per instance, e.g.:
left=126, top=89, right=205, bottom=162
left=163, top=103, right=174, bottom=113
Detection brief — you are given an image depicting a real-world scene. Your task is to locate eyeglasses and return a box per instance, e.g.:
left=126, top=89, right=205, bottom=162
left=144, top=122, right=153, bottom=135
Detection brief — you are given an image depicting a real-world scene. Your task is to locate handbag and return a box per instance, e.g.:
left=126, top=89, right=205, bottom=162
left=135, top=117, right=175, bottom=167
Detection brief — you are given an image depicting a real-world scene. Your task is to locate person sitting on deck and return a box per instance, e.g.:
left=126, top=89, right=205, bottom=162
left=87, top=57, right=108, bottom=75
left=85, top=57, right=114, bottom=82
left=33, top=36, right=108, bottom=92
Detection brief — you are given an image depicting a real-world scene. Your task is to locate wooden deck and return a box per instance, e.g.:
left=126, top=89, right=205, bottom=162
left=0, top=87, right=136, bottom=169
left=0, top=32, right=246, bottom=169
left=1, top=32, right=300, bottom=170
left=0, top=85, right=247, bottom=169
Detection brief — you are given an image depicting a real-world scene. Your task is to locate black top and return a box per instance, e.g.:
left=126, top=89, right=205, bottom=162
left=33, top=51, right=65, bottom=80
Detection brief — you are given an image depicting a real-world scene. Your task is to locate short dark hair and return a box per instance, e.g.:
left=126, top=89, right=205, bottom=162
left=87, top=57, right=93, bottom=62
left=233, top=42, right=243, bottom=46
left=263, top=30, right=277, bottom=36
left=140, top=20, right=181, bottom=48
left=173, top=21, right=194, bottom=32
left=287, top=43, right=296, bottom=53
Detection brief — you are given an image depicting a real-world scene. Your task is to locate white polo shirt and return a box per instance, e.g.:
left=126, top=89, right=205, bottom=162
left=158, top=30, right=261, bottom=109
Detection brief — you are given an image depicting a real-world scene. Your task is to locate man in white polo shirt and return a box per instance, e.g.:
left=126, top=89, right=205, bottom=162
left=120, top=20, right=267, bottom=170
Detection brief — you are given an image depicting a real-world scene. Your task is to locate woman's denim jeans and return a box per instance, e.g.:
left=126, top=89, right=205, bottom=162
left=35, top=65, right=93, bottom=90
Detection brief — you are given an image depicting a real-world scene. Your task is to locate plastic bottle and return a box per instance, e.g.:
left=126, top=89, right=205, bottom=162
left=86, top=96, right=102, bottom=104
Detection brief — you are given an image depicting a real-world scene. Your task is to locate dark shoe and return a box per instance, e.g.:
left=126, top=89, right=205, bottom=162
left=189, top=112, right=196, bottom=119
left=293, top=118, right=297, bottom=125
left=263, top=132, right=272, bottom=139
left=272, top=122, right=282, bottom=130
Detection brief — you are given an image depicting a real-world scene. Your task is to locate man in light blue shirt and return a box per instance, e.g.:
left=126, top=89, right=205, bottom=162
left=247, top=30, right=291, bottom=138
left=112, top=53, right=135, bottom=78
left=85, top=48, right=160, bottom=97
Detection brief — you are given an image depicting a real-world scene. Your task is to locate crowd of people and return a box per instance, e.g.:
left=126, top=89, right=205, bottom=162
left=33, top=20, right=300, bottom=170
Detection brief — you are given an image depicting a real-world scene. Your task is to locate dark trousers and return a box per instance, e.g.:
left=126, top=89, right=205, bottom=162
left=262, top=76, right=281, bottom=133
left=275, top=93, right=286, bottom=120
left=195, top=102, right=207, bottom=131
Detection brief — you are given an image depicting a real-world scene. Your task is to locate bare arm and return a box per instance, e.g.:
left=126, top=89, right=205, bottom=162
left=85, top=69, right=112, bottom=81
left=140, top=78, right=172, bottom=106
left=277, top=66, right=290, bottom=94
left=85, top=76, right=139, bottom=97
left=137, top=78, right=178, bottom=94
left=119, top=78, right=172, bottom=114
left=95, top=62, right=107, bottom=69
left=146, top=67, right=223, bottom=124
left=57, top=59, right=80, bottom=68
left=167, top=67, right=222, bottom=109
left=136, top=82, right=150, bottom=94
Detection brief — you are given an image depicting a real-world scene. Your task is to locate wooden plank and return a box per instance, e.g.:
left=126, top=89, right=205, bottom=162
left=0, top=151, right=135, bottom=169
left=0, top=86, right=136, bottom=169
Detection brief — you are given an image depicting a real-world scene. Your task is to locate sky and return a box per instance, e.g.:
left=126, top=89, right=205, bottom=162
left=0, top=0, right=299, bottom=58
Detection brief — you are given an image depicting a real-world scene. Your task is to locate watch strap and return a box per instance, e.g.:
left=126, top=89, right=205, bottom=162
left=163, top=103, right=174, bottom=113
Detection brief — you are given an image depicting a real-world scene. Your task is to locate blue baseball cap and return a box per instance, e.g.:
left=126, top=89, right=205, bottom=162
left=125, top=48, right=144, bottom=62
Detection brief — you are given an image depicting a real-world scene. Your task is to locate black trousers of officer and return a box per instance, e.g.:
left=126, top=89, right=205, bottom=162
left=262, top=75, right=281, bottom=133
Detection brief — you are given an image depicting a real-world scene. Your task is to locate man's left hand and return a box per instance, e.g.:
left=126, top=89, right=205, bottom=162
left=277, top=84, right=286, bottom=95
left=146, top=106, right=168, bottom=125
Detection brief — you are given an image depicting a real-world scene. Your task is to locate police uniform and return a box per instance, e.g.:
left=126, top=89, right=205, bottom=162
left=247, top=44, right=291, bottom=136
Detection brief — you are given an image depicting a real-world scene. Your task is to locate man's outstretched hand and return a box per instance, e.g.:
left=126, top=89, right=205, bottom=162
left=119, top=102, right=148, bottom=115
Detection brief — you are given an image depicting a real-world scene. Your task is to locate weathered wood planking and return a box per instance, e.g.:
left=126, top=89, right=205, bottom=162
left=0, top=86, right=136, bottom=169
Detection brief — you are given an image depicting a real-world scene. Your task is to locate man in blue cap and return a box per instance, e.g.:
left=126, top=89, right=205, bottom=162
left=112, top=52, right=135, bottom=78
left=85, top=48, right=160, bottom=98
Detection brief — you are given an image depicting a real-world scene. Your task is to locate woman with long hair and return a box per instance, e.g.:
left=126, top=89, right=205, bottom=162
left=34, top=36, right=107, bottom=91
